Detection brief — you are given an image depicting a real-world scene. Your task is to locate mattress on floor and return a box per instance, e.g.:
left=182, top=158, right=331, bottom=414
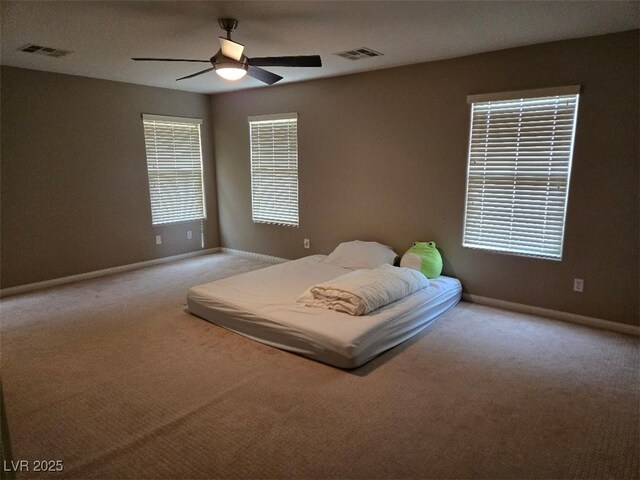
left=187, top=255, right=462, bottom=368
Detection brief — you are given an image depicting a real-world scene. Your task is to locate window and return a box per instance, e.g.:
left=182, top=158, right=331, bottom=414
left=463, top=86, right=580, bottom=260
left=142, top=114, right=206, bottom=225
left=248, top=113, right=299, bottom=227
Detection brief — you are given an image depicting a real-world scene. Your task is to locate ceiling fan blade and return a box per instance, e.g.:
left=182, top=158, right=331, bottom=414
left=219, top=37, right=244, bottom=61
left=132, top=58, right=210, bottom=63
left=176, top=67, right=214, bottom=81
left=248, top=55, right=322, bottom=67
left=247, top=65, right=283, bottom=85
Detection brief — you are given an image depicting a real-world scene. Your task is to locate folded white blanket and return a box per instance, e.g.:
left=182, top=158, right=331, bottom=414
left=297, top=264, right=429, bottom=316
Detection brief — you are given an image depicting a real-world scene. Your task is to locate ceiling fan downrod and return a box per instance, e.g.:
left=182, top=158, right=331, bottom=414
left=218, top=18, right=239, bottom=40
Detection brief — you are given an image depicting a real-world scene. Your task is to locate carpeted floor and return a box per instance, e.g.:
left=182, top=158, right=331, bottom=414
left=1, top=252, right=638, bottom=479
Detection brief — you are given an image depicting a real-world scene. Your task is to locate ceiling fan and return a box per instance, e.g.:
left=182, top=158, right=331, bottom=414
left=132, top=18, right=322, bottom=85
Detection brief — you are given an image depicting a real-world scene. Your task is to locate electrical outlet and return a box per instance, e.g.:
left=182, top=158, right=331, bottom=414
left=155, top=235, right=162, bottom=245
left=187, top=230, right=192, bottom=240
left=573, top=278, right=584, bottom=292
left=303, top=238, right=310, bottom=249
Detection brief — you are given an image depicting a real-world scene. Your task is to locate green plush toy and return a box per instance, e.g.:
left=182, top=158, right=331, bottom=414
left=400, top=242, right=443, bottom=279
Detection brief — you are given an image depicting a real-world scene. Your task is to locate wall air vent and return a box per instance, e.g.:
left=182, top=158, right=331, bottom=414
left=18, top=44, right=72, bottom=58
left=334, top=47, right=383, bottom=61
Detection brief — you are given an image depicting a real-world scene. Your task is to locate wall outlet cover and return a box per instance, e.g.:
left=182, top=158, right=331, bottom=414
left=155, top=235, right=162, bottom=245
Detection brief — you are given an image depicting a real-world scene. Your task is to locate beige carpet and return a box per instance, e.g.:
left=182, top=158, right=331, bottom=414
left=1, top=252, right=638, bottom=479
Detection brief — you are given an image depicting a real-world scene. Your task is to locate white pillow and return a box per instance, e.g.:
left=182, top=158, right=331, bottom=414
left=324, top=240, right=398, bottom=270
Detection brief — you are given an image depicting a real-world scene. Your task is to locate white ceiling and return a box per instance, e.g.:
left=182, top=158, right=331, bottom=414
left=2, top=1, right=638, bottom=95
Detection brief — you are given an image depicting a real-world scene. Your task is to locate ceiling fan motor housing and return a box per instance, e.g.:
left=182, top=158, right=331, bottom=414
left=211, top=51, right=247, bottom=68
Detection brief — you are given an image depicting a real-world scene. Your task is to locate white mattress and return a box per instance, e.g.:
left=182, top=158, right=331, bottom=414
left=187, top=255, right=462, bottom=368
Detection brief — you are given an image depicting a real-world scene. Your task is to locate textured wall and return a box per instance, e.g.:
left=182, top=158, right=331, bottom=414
left=1, top=67, right=220, bottom=287
left=210, top=30, right=639, bottom=326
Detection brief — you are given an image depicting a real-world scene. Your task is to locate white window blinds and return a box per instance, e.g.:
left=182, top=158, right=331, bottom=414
left=249, top=113, right=299, bottom=227
left=142, top=114, right=206, bottom=225
left=463, top=86, right=580, bottom=260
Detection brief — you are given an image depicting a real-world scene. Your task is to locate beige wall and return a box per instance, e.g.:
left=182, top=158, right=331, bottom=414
left=210, top=30, right=639, bottom=326
left=1, top=67, right=220, bottom=288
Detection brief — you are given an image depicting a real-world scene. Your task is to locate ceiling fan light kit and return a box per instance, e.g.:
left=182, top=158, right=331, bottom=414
left=132, top=18, right=322, bottom=86
left=215, top=63, right=248, bottom=81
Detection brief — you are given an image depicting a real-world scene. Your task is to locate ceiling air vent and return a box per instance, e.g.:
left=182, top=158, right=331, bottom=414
left=334, top=47, right=383, bottom=61
left=18, top=44, right=72, bottom=58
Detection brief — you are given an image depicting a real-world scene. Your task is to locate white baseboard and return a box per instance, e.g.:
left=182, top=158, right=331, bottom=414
left=5, top=248, right=635, bottom=337
left=0, top=248, right=221, bottom=298
left=462, top=293, right=639, bottom=336
left=221, top=247, right=289, bottom=264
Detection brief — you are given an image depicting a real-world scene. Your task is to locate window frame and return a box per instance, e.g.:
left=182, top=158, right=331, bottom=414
left=141, top=114, right=207, bottom=226
left=462, top=86, right=581, bottom=261
left=248, top=112, right=299, bottom=227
